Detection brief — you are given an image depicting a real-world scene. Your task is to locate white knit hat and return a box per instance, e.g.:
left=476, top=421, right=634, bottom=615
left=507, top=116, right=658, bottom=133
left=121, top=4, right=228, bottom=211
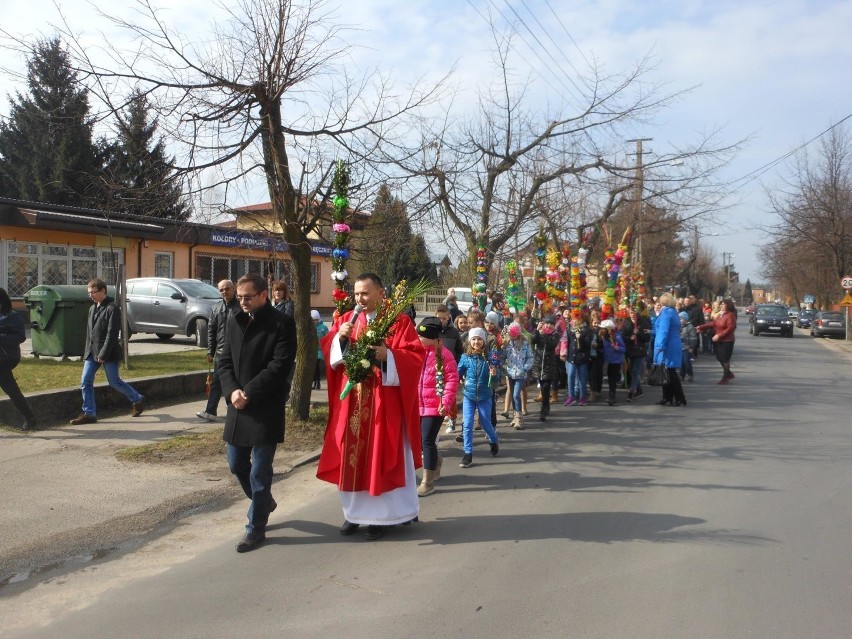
left=485, top=311, right=501, bottom=325
left=310, top=310, right=321, bottom=321
left=468, top=327, right=487, bottom=342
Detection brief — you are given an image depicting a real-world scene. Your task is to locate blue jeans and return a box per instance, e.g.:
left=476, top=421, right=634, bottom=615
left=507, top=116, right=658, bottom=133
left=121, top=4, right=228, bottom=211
left=81, top=356, right=143, bottom=416
left=567, top=362, right=589, bottom=400
left=462, top=395, right=498, bottom=455
left=681, top=349, right=694, bottom=378
left=508, top=377, right=525, bottom=411
left=628, top=356, right=644, bottom=393
left=227, top=442, right=277, bottom=534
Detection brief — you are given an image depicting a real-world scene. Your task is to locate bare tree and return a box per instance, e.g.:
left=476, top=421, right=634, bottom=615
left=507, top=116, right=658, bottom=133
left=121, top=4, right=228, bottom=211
left=374, top=22, right=738, bottom=290
left=763, top=126, right=852, bottom=307
left=21, top=0, right=445, bottom=419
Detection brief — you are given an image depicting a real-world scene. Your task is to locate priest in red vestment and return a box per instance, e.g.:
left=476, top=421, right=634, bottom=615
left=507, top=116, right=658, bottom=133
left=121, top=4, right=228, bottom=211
left=317, top=273, right=425, bottom=541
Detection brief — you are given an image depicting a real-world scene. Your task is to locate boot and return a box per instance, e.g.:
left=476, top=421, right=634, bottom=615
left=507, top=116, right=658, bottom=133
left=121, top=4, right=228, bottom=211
left=589, top=391, right=600, bottom=403
left=533, top=392, right=543, bottom=403
left=433, top=455, right=443, bottom=481
left=417, top=469, right=436, bottom=496
left=513, top=410, right=524, bottom=430
left=551, top=389, right=558, bottom=403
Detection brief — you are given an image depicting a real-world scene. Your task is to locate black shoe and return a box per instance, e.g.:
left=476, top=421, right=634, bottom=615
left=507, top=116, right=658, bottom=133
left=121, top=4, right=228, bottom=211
left=365, top=525, right=387, bottom=541
left=489, top=442, right=499, bottom=457
left=21, top=418, right=35, bottom=431
left=235, top=531, right=265, bottom=553
left=269, top=497, right=277, bottom=513
left=539, top=413, right=546, bottom=422
left=673, top=399, right=687, bottom=407
left=656, top=399, right=672, bottom=406
left=634, top=389, right=644, bottom=400
left=401, top=516, right=419, bottom=526
left=455, top=434, right=463, bottom=443
left=339, top=520, right=360, bottom=535
left=460, top=454, right=473, bottom=468
left=606, top=397, right=614, bottom=406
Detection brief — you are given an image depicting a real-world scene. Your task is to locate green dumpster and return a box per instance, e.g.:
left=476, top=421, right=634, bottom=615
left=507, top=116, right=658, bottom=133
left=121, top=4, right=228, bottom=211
left=23, top=285, right=115, bottom=358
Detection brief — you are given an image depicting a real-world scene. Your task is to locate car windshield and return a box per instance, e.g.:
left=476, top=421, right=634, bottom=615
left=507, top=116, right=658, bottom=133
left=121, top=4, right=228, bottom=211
left=176, top=280, right=221, bottom=299
left=756, top=306, right=786, bottom=316
left=799, top=310, right=815, bottom=316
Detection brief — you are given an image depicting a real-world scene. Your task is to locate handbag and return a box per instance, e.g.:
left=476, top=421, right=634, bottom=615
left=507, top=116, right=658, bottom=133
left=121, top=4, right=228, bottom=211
left=647, top=363, right=668, bottom=386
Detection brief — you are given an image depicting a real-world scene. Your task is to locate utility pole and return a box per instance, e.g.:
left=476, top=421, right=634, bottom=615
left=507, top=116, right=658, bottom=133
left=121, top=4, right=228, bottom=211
left=721, top=252, right=735, bottom=299
left=626, top=138, right=653, bottom=273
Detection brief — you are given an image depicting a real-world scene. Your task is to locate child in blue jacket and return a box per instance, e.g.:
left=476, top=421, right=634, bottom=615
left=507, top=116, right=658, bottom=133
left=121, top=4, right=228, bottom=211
left=456, top=327, right=499, bottom=468
left=599, top=318, right=625, bottom=406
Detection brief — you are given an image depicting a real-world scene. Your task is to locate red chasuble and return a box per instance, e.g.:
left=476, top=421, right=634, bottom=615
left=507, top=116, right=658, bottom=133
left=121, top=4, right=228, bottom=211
left=316, top=310, right=425, bottom=496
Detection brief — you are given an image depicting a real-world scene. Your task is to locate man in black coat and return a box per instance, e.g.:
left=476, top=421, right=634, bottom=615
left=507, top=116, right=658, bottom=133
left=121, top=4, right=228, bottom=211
left=218, top=273, right=296, bottom=553
left=196, top=279, right=238, bottom=421
left=71, top=278, right=145, bottom=425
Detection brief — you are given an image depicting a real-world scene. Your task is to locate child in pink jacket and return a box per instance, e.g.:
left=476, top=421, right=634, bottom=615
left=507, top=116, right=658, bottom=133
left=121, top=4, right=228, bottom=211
left=416, top=317, right=459, bottom=496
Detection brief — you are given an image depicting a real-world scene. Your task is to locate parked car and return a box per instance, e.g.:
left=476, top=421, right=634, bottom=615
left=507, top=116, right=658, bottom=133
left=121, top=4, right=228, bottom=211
left=125, top=278, right=221, bottom=347
left=749, top=304, right=794, bottom=337
left=745, top=304, right=755, bottom=315
left=786, top=307, right=800, bottom=318
left=796, top=309, right=816, bottom=328
left=810, top=310, right=846, bottom=338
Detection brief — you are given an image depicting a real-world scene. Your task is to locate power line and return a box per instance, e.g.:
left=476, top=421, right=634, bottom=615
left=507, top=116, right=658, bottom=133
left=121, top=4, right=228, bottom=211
left=729, top=112, right=852, bottom=191
left=542, top=0, right=592, bottom=68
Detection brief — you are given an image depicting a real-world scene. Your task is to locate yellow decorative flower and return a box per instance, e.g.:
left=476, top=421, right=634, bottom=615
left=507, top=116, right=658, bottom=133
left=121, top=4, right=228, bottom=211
left=360, top=359, right=371, bottom=368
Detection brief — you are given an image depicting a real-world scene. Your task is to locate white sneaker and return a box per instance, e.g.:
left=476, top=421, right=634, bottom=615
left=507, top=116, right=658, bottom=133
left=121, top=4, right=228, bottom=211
left=196, top=411, right=216, bottom=422
left=444, top=422, right=456, bottom=433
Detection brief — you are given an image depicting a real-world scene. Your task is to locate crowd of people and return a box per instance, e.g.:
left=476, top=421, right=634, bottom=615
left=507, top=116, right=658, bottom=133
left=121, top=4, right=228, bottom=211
left=302, top=286, right=736, bottom=552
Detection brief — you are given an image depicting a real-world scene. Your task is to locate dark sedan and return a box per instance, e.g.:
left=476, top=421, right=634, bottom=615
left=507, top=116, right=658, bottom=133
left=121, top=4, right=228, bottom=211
left=797, top=309, right=816, bottom=328
left=749, top=304, right=794, bottom=337
left=810, top=311, right=846, bottom=338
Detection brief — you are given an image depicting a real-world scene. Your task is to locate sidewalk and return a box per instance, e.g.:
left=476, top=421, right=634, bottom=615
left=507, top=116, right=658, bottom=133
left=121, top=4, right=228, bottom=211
left=0, top=388, right=330, bottom=586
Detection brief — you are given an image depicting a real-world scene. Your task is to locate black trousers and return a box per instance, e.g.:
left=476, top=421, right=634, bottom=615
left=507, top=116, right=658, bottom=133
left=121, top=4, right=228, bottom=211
left=420, top=415, right=444, bottom=470
left=662, top=367, right=687, bottom=403
left=0, top=361, right=34, bottom=422
left=589, top=358, right=604, bottom=393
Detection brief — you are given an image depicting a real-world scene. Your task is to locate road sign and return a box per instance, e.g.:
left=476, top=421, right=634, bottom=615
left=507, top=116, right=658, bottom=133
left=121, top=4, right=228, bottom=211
left=841, top=293, right=852, bottom=307
left=842, top=276, right=852, bottom=290
left=804, top=294, right=815, bottom=304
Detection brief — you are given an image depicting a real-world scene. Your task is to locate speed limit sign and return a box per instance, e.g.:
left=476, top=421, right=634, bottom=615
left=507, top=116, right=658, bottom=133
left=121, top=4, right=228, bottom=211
left=843, top=276, right=852, bottom=290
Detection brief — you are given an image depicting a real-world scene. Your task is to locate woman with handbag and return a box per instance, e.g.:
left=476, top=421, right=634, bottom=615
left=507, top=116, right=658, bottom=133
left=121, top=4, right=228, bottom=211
left=652, top=293, right=687, bottom=406
left=620, top=301, right=651, bottom=401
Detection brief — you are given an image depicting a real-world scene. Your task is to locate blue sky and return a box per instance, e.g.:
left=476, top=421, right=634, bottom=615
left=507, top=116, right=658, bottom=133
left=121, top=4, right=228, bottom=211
left=2, top=0, right=851, bottom=283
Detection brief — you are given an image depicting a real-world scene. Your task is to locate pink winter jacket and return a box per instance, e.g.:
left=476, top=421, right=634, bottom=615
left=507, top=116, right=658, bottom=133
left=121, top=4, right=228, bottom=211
left=418, top=345, right=460, bottom=417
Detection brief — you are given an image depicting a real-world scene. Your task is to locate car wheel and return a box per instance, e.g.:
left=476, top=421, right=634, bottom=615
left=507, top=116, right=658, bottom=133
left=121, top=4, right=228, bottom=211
left=194, top=318, right=209, bottom=349
left=156, top=333, right=175, bottom=341
left=786, top=331, right=793, bottom=338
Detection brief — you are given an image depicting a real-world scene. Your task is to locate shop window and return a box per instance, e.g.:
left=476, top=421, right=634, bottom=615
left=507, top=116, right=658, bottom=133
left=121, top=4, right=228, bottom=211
left=3, top=241, right=123, bottom=297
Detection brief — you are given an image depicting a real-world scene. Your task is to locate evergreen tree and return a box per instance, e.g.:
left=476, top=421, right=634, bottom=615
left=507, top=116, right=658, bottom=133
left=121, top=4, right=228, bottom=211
left=0, top=37, right=99, bottom=205
left=362, top=184, right=436, bottom=285
left=100, top=90, right=189, bottom=220
left=743, top=279, right=753, bottom=304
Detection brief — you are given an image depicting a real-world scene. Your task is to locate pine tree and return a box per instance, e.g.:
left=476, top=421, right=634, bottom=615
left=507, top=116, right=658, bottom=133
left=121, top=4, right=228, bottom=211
left=100, top=90, right=189, bottom=220
left=0, top=37, right=99, bottom=206
left=362, top=184, right=436, bottom=285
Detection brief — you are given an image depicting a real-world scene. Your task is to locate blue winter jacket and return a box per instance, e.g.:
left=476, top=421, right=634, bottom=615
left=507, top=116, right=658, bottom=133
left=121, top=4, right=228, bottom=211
left=602, top=331, right=626, bottom=365
left=457, top=352, right=493, bottom=401
left=653, top=306, right=683, bottom=369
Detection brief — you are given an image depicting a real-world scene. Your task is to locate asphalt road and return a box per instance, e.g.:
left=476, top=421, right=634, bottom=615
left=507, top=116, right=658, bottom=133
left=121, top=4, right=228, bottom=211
left=2, top=320, right=851, bottom=639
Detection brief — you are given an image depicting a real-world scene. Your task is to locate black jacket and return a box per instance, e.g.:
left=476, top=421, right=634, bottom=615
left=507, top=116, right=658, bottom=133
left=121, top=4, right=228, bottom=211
left=207, top=297, right=240, bottom=358
left=0, top=311, right=26, bottom=364
left=439, top=323, right=464, bottom=362
left=219, top=302, right=296, bottom=446
left=620, top=316, right=652, bottom=359
left=530, top=330, right=561, bottom=381
left=84, top=297, right=123, bottom=362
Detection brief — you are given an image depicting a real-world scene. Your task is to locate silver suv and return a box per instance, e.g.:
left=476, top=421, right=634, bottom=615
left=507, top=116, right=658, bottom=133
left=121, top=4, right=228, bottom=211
left=125, top=278, right=220, bottom=347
